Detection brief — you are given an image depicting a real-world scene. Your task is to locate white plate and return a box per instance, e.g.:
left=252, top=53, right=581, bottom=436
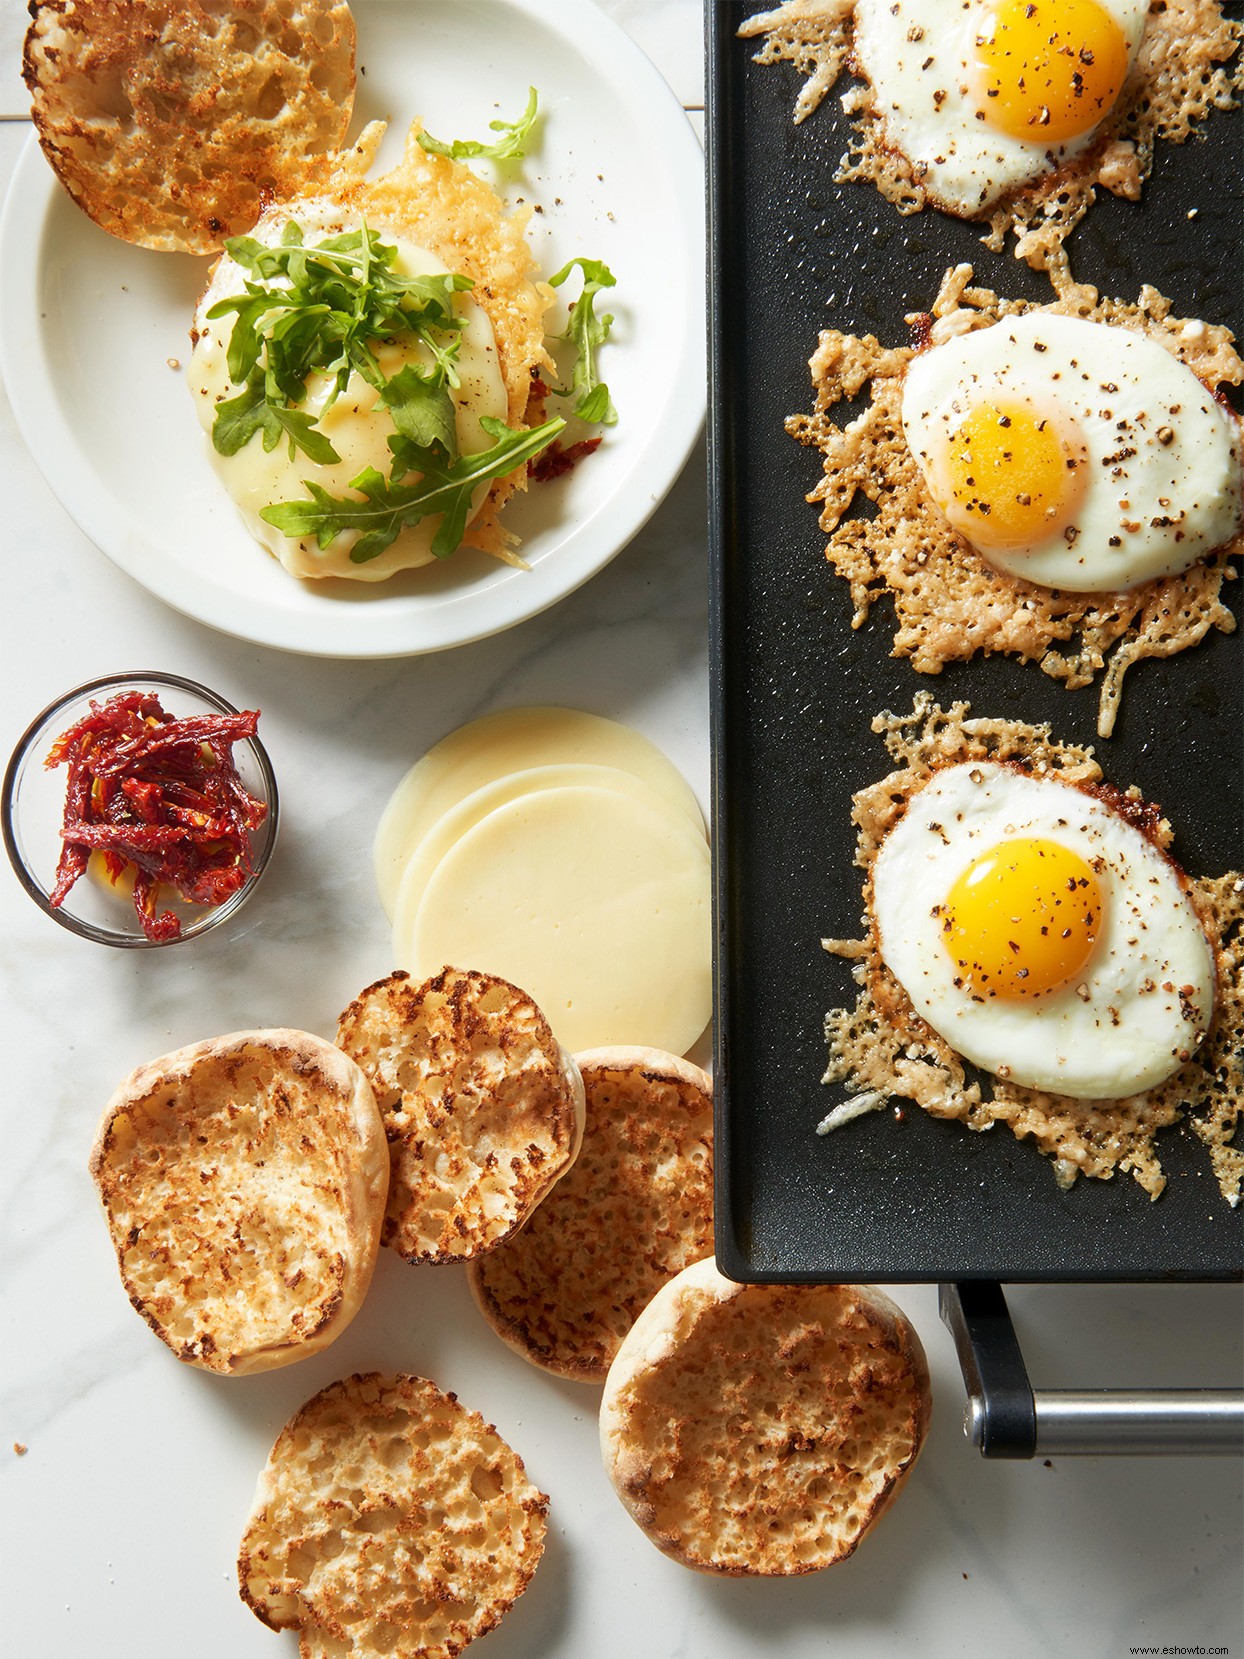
left=0, top=0, right=704, bottom=657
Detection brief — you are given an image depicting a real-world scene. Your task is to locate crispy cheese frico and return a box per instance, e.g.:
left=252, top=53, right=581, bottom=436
left=788, top=266, right=1242, bottom=738
left=821, top=697, right=1243, bottom=1204
left=738, top=0, right=1242, bottom=275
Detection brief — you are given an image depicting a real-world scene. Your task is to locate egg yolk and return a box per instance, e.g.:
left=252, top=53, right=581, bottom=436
left=940, top=836, right=1103, bottom=999
left=938, top=399, right=1087, bottom=551
left=976, top=0, right=1132, bottom=144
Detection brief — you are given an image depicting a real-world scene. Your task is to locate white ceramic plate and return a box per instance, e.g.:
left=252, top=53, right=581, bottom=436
left=0, top=0, right=704, bottom=657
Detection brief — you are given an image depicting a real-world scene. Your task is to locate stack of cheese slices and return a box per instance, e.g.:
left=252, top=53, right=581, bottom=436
left=376, top=708, right=713, bottom=1057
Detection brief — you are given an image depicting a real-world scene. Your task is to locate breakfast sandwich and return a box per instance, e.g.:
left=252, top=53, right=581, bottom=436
left=24, top=4, right=617, bottom=579
left=186, top=119, right=586, bottom=579
left=600, top=1261, right=931, bottom=1575
left=738, top=0, right=1242, bottom=271
left=819, top=695, right=1243, bottom=1203
left=787, top=263, right=1243, bottom=736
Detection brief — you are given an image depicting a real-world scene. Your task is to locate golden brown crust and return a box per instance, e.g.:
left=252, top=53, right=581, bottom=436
left=600, top=1261, right=931, bottom=1575
left=820, top=696, right=1244, bottom=1204
left=238, top=1372, right=548, bottom=1659
left=787, top=264, right=1242, bottom=738
left=89, top=1028, right=388, bottom=1374
left=336, top=968, right=585, bottom=1264
left=739, top=0, right=1242, bottom=273
left=468, top=1046, right=714, bottom=1381
left=24, top=0, right=356, bottom=254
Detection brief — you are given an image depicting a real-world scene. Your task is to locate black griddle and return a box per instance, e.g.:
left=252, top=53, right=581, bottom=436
left=707, top=0, right=1244, bottom=1288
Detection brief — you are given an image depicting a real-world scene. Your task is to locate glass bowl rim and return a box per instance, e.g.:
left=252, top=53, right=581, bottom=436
left=2, top=669, right=279, bottom=948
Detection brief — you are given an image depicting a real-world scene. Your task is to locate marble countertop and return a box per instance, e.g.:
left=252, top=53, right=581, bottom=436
left=1, top=5, right=1240, bottom=1657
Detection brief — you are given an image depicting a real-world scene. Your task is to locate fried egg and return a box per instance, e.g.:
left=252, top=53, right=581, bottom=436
left=901, top=311, right=1243, bottom=592
left=851, top=0, right=1147, bottom=216
left=871, top=762, right=1215, bottom=1098
left=188, top=199, right=508, bottom=582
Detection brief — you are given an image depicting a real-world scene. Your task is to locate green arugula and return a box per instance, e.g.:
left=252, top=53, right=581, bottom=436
left=418, top=88, right=540, bottom=162
left=260, top=415, right=566, bottom=564
left=547, top=257, right=618, bottom=425
left=205, top=198, right=615, bottom=565
left=206, top=224, right=472, bottom=459
left=378, top=364, right=458, bottom=454
left=212, top=377, right=342, bottom=464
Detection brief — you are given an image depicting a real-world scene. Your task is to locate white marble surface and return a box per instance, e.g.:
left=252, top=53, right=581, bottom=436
left=1, top=5, right=1241, bottom=1657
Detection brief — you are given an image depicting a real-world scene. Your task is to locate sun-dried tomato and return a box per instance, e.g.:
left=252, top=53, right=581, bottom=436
left=45, top=691, right=268, bottom=942
left=530, top=435, right=603, bottom=483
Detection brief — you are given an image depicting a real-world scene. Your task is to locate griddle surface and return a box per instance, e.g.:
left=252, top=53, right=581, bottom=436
left=708, top=1, right=1244, bottom=1282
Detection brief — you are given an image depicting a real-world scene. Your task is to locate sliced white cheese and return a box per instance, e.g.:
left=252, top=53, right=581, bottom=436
left=391, top=762, right=698, bottom=955
left=399, top=785, right=713, bottom=1056
left=374, top=707, right=706, bottom=921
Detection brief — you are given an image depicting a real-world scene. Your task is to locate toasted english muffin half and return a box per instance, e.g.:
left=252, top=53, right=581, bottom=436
left=238, top=1371, right=548, bottom=1659
left=23, top=0, right=356, bottom=254
left=600, top=1261, right=931, bottom=1576
left=90, top=1028, right=387, bottom=1375
left=468, top=1046, right=713, bottom=1381
left=336, top=968, right=585, bottom=1264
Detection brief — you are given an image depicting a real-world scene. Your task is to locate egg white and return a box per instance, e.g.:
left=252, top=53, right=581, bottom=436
left=188, top=199, right=508, bottom=582
left=871, top=762, right=1215, bottom=1098
left=901, top=311, right=1243, bottom=592
left=851, top=0, right=1147, bottom=216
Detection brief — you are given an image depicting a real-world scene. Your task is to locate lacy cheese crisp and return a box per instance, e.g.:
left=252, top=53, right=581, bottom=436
left=820, top=696, right=1243, bottom=1204
left=739, top=0, right=1242, bottom=274
left=787, top=265, right=1242, bottom=738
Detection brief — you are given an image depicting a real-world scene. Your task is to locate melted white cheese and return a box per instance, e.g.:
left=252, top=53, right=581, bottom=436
left=188, top=199, right=507, bottom=582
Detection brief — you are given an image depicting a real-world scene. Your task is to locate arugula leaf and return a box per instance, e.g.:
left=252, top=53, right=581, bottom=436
left=379, top=364, right=459, bottom=458
left=212, top=377, right=341, bottom=464
left=221, top=235, right=267, bottom=273
left=418, top=88, right=540, bottom=162
left=259, top=415, right=565, bottom=563
left=266, top=406, right=341, bottom=465
left=212, top=378, right=268, bottom=457
left=205, top=226, right=473, bottom=452
left=218, top=293, right=272, bottom=386
left=547, top=257, right=618, bottom=425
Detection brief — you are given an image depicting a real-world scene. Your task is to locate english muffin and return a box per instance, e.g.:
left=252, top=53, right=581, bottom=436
left=90, top=1028, right=387, bottom=1375
left=600, top=1260, right=931, bottom=1575
left=336, top=968, right=585, bottom=1264
left=468, top=1046, right=713, bottom=1380
left=238, top=1371, right=548, bottom=1659
left=23, top=0, right=356, bottom=253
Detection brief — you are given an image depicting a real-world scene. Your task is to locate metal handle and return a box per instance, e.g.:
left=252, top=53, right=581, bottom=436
left=1026, top=1392, right=1242, bottom=1456
left=940, top=1283, right=1244, bottom=1458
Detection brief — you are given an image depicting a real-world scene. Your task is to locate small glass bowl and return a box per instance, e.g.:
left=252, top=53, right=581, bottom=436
left=2, top=671, right=279, bottom=948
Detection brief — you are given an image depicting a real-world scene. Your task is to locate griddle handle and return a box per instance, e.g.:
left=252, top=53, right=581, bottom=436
left=938, top=1283, right=1244, bottom=1457
left=939, top=1281, right=1036, bottom=1458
